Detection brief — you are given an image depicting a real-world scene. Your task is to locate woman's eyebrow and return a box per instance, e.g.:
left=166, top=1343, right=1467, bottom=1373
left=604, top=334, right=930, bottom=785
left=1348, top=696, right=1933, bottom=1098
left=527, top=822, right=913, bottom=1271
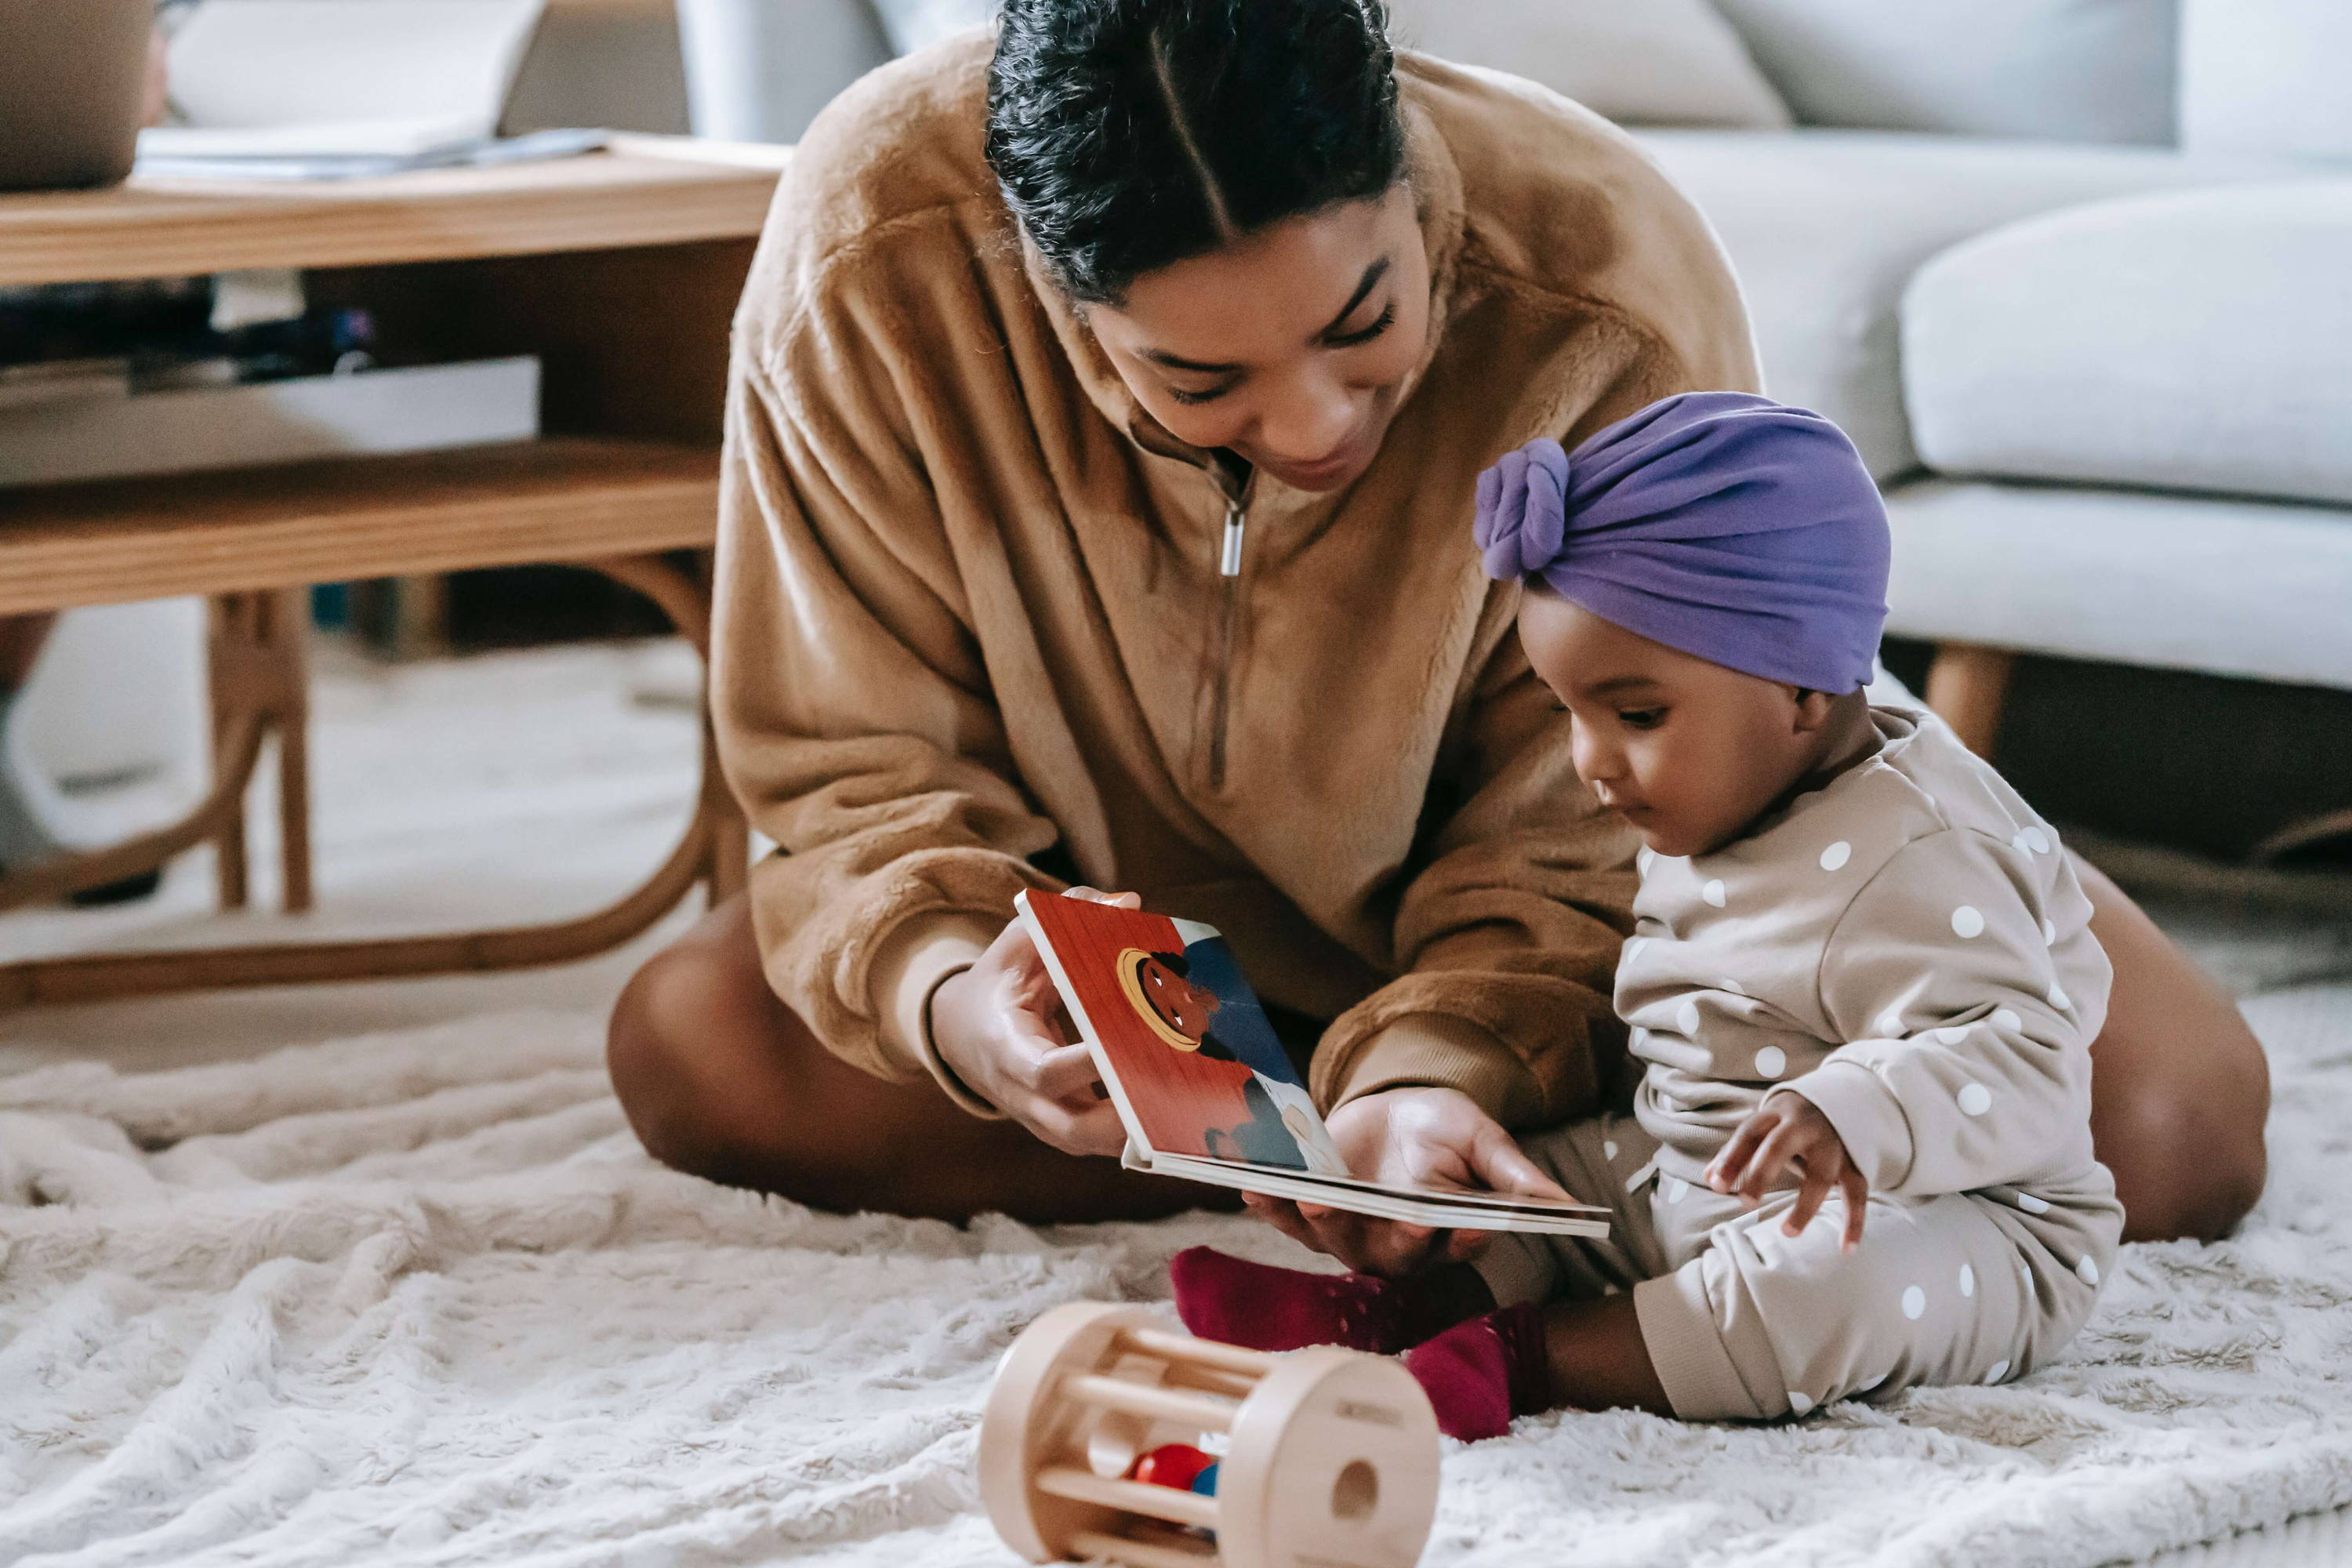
left=1316, top=257, right=1392, bottom=339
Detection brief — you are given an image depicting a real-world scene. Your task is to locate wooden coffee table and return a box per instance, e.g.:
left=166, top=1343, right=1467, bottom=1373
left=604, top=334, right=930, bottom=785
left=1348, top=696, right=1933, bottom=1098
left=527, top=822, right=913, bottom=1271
left=0, top=138, right=782, bottom=1007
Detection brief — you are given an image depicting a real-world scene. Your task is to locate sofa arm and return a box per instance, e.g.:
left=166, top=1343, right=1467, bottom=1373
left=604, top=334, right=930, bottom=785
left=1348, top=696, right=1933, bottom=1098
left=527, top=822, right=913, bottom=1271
left=1901, top=180, right=2352, bottom=508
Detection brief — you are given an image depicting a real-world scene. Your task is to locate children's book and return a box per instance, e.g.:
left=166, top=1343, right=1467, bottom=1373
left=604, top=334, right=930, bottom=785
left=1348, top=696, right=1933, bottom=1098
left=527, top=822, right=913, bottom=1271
left=1014, top=891, right=1611, bottom=1238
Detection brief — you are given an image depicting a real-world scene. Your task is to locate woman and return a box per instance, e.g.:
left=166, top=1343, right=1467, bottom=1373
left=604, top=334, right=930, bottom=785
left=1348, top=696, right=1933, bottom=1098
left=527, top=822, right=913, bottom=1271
left=608, top=0, right=2267, bottom=1265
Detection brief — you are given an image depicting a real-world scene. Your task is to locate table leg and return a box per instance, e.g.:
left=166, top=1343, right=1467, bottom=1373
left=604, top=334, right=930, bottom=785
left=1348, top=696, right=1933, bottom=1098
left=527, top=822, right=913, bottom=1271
left=270, top=588, right=314, bottom=913
left=209, top=593, right=255, bottom=910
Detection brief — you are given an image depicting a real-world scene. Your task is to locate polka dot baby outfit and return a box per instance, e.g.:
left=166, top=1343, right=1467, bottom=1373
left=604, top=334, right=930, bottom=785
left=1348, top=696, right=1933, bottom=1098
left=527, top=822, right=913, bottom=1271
left=1479, top=702, right=2123, bottom=1420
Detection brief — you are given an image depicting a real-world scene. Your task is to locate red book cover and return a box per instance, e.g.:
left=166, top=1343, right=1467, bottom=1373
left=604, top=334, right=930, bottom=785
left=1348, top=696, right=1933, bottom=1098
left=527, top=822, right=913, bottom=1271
left=1018, top=891, right=1343, bottom=1174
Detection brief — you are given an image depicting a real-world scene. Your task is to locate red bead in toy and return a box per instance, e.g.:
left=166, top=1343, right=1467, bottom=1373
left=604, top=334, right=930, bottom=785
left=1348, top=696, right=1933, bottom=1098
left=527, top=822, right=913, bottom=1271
left=1128, top=1443, right=1215, bottom=1492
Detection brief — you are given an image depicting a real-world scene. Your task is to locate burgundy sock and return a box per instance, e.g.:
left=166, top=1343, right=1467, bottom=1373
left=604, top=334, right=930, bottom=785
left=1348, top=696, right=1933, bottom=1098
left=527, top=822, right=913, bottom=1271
left=1169, top=1247, right=1480, bottom=1355
left=1402, top=1304, right=1552, bottom=1443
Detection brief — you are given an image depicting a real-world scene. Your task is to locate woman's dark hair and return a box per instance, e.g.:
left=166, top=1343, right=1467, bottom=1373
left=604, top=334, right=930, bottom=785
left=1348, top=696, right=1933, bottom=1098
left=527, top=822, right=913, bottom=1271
left=985, top=0, right=1406, bottom=303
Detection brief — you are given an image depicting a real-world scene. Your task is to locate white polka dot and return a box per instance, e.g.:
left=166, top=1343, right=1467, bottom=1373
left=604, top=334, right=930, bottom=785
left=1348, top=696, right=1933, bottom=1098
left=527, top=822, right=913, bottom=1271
left=2024, top=826, right=2052, bottom=855
left=1820, top=840, right=1852, bottom=872
left=2076, top=1255, right=2100, bottom=1286
left=2048, top=981, right=2071, bottom=1011
left=1936, top=1025, right=1971, bottom=1045
left=2016, top=1192, right=2050, bottom=1215
left=1951, top=906, right=1985, bottom=938
left=1900, top=1285, right=1927, bottom=1320
left=2011, top=831, right=2034, bottom=855
left=1957, top=1082, right=1992, bottom=1116
left=1702, top=879, right=1727, bottom=908
left=1624, top=937, right=1648, bottom=964
left=1787, top=1391, right=1815, bottom=1415
left=1603, top=1139, right=1620, bottom=1161
left=1637, top=847, right=1654, bottom=873
left=1719, top=977, right=1747, bottom=996
left=1985, top=1359, right=2010, bottom=1385
left=1991, top=1008, right=2022, bottom=1033
left=1876, top=1010, right=1906, bottom=1038
left=2042, top=918, right=2058, bottom=946
left=1958, top=1264, right=1976, bottom=1298
left=1664, top=1176, right=1690, bottom=1204
left=1754, top=1046, right=1788, bottom=1080
left=2020, top=1264, right=2034, bottom=1292
left=1677, top=1000, right=1702, bottom=1036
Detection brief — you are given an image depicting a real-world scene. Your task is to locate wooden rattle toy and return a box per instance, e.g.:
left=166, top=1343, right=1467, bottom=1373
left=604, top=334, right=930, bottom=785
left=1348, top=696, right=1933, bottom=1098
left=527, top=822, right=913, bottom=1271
left=980, top=1302, right=1440, bottom=1568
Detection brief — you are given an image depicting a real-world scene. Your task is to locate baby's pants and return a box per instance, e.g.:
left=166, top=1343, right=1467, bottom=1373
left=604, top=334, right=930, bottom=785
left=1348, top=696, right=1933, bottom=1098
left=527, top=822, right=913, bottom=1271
left=1479, top=1111, right=2122, bottom=1421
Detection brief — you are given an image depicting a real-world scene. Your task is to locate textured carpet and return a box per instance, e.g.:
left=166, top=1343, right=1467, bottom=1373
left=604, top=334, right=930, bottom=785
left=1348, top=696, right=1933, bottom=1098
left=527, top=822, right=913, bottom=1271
left=3, top=642, right=2350, bottom=1567
left=0, top=988, right=2347, bottom=1567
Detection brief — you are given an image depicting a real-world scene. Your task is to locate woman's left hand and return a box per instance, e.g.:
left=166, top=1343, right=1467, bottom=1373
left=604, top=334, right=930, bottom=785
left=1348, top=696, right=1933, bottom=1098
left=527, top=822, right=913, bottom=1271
left=1241, top=1086, right=1572, bottom=1278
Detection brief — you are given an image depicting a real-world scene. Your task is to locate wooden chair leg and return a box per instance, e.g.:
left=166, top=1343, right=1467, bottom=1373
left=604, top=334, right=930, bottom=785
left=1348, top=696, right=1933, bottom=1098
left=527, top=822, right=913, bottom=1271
left=1924, top=643, right=2017, bottom=758
left=690, top=546, right=750, bottom=907
left=703, top=743, right=750, bottom=906
left=208, top=593, right=254, bottom=910
left=268, top=588, right=314, bottom=913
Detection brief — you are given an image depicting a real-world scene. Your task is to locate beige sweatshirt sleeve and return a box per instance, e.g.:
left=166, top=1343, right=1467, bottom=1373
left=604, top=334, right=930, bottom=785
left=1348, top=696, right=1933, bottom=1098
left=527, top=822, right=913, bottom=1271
left=711, top=313, right=1058, bottom=1091
left=1788, top=829, right=2113, bottom=1196
left=1312, top=641, right=1639, bottom=1127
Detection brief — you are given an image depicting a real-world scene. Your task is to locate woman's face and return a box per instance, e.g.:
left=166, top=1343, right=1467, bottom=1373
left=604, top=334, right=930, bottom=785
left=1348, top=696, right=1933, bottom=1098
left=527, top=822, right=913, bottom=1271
left=1083, top=185, right=1431, bottom=493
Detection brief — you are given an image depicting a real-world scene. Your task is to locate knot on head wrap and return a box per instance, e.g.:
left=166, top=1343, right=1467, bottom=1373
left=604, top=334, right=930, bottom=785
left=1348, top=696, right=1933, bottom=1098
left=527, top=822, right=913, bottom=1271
left=1473, top=391, right=1890, bottom=695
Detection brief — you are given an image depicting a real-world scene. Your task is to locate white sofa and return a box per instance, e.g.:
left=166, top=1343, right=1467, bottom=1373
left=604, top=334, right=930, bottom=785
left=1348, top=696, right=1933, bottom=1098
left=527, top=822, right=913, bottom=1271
left=684, top=0, right=2352, bottom=770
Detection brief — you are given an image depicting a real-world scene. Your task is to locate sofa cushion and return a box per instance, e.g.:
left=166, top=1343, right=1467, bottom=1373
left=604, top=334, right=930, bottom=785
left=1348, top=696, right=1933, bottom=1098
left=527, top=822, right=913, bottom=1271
left=2181, top=0, right=2352, bottom=162
left=1635, top=129, right=2278, bottom=478
left=869, top=0, right=990, bottom=56
left=1904, top=182, right=2352, bottom=507
left=1709, top=0, right=2177, bottom=145
left=1883, top=479, right=2352, bottom=691
left=1387, top=0, right=1788, bottom=129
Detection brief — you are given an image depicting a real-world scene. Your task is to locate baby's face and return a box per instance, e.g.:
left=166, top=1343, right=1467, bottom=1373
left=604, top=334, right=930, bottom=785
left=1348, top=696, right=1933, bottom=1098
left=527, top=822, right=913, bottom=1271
left=1518, top=591, right=1827, bottom=858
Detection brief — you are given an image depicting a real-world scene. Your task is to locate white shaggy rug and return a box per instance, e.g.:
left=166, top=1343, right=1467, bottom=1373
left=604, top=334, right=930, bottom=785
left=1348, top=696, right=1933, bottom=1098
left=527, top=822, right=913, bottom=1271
left=2, top=984, right=2349, bottom=1568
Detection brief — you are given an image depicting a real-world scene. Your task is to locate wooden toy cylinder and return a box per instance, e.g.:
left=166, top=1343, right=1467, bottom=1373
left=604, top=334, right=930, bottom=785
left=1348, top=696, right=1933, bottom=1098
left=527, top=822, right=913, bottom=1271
left=980, top=1302, right=1440, bottom=1568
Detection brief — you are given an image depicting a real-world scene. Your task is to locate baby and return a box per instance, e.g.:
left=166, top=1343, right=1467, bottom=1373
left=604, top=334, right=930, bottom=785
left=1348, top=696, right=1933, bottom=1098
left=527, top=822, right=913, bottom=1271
left=1172, top=392, right=2122, bottom=1437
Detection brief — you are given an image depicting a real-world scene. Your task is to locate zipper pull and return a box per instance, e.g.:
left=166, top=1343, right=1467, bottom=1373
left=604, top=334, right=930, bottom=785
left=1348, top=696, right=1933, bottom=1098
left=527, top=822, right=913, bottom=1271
left=1218, top=500, right=1247, bottom=578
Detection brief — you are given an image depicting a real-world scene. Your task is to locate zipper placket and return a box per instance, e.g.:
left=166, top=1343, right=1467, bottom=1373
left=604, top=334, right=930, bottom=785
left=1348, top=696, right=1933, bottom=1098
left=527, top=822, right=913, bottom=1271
left=1207, top=488, right=1248, bottom=790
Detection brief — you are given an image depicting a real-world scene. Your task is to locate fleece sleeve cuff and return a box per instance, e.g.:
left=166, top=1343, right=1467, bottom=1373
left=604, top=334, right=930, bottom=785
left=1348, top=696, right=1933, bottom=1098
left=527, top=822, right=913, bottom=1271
left=1782, top=1058, right=1915, bottom=1192
left=1322, top=1013, right=1544, bottom=1128
left=869, top=911, right=1005, bottom=1120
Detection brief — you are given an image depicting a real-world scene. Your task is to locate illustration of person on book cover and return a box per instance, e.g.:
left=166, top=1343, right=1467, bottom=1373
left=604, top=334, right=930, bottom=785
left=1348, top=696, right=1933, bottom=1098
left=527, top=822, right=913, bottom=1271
left=1112, top=936, right=1349, bottom=1178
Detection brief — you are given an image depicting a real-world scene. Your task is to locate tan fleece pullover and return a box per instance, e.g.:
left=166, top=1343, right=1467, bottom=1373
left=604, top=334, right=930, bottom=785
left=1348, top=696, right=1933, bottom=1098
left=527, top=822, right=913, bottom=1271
left=710, top=40, right=1759, bottom=1127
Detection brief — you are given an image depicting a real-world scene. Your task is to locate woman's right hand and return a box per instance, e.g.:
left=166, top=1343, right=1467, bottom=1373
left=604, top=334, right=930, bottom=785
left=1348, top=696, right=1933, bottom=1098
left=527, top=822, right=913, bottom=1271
left=927, top=887, right=1137, bottom=1157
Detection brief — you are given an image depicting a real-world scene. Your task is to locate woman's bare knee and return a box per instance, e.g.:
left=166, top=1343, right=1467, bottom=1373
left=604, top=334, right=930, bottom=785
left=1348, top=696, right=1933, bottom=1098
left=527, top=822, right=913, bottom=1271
left=607, top=910, right=913, bottom=1203
left=607, top=938, right=747, bottom=1173
left=2097, top=1029, right=2269, bottom=1243
left=607, top=898, right=804, bottom=1155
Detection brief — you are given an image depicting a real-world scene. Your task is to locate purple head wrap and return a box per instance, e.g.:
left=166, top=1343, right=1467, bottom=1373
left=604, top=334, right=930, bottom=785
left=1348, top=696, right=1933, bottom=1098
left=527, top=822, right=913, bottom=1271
left=1474, top=391, right=1890, bottom=694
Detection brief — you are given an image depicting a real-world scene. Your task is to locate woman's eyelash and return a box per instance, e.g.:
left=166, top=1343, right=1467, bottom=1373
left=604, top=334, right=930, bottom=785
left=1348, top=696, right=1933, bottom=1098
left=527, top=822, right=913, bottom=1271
left=1327, top=303, right=1396, bottom=348
left=1166, top=304, right=1395, bottom=405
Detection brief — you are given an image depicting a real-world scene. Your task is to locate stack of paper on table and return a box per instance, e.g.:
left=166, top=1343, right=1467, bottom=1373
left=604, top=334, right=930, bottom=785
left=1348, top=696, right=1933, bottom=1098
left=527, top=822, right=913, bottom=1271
left=135, top=0, right=590, bottom=180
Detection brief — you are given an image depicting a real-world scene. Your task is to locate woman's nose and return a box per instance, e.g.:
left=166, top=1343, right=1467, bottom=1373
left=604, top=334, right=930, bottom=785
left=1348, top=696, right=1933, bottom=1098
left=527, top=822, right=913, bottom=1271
left=1257, top=366, right=1361, bottom=464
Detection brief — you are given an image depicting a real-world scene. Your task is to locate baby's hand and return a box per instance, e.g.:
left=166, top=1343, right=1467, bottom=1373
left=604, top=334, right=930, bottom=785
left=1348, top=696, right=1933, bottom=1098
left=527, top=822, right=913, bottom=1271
left=1705, top=1094, right=1867, bottom=1252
